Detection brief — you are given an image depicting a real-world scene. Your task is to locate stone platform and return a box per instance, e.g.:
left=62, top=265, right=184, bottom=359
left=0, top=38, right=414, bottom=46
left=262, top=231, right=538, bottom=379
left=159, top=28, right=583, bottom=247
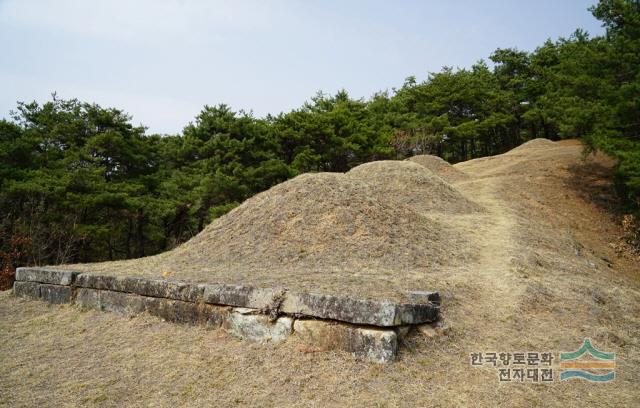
left=13, top=267, right=440, bottom=363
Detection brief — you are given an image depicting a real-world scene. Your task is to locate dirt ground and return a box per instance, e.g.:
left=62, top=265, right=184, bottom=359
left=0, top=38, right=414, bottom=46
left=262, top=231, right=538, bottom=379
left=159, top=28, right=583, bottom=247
left=1, top=139, right=639, bottom=407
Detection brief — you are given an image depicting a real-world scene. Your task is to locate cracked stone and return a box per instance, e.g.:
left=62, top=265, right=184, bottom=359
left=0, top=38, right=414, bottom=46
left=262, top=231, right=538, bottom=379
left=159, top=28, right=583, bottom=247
left=225, top=309, right=293, bottom=342
left=294, top=319, right=398, bottom=363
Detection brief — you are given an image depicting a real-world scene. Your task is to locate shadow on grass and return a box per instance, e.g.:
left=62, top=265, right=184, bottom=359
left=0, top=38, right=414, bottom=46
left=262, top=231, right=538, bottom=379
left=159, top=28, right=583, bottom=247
left=565, top=157, right=621, bottom=216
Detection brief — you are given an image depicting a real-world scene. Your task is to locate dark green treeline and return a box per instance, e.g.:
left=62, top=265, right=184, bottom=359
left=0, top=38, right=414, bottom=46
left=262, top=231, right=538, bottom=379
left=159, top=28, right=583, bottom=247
left=0, top=0, right=638, bottom=276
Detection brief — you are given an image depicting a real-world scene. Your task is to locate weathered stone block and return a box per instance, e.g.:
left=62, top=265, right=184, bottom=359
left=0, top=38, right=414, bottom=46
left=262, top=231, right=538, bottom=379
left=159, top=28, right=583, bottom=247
left=75, top=288, right=101, bottom=309
left=203, top=284, right=286, bottom=312
left=74, top=273, right=118, bottom=291
left=293, top=319, right=398, bottom=363
left=74, top=287, right=227, bottom=326
left=99, top=290, right=146, bottom=315
left=394, top=302, right=439, bottom=325
left=119, top=277, right=203, bottom=302
left=225, top=309, right=293, bottom=342
left=13, top=281, right=40, bottom=300
left=15, top=267, right=78, bottom=286
left=75, top=273, right=439, bottom=326
left=282, top=292, right=438, bottom=326
left=39, top=284, right=72, bottom=304
left=75, top=274, right=203, bottom=302
left=144, top=297, right=227, bottom=327
left=28, top=269, right=439, bottom=330
left=354, top=328, right=398, bottom=363
left=281, top=292, right=397, bottom=326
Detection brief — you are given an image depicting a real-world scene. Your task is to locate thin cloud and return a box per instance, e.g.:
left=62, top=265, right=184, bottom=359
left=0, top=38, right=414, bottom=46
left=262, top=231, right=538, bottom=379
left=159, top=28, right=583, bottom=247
left=0, top=0, right=278, bottom=43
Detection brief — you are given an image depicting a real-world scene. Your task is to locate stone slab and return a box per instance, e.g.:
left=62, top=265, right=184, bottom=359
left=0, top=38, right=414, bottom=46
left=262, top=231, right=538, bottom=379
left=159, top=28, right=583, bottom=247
left=15, top=267, right=78, bottom=286
left=394, top=303, right=439, bottom=325
left=99, top=290, right=147, bottom=315
left=20, top=268, right=439, bottom=327
left=281, top=292, right=439, bottom=326
left=39, top=284, right=72, bottom=304
left=74, top=287, right=226, bottom=327
left=75, top=274, right=203, bottom=303
left=75, top=287, right=101, bottom=309
left=202, top=284, right=286, bottom=313
left=13, top=281, right=40, bottom=300
left=144, top=297, right=227, bottom=327
left=225, top=309, right=293, bottom=342
left=294, top=319, right=398, bottom=363
left=281, top=292, right=394, bottom=326
left=14, top=281, right=72, bottom=304
left=13, top=268, right=438, bottom=362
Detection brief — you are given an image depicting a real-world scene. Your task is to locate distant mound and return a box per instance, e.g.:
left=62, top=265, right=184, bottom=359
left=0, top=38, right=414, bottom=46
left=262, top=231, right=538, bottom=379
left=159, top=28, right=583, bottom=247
left=407, top=155, right=470, bottom=183
left=175, top=172, right=448, bottom=271
left=347, top=161, right=482, bottom=215
left=507, top=138, right=555, bottom=154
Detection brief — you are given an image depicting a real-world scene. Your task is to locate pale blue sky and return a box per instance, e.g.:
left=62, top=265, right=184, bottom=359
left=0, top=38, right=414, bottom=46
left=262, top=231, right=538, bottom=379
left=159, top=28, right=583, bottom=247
left=0, top=0, right=604, bottom=134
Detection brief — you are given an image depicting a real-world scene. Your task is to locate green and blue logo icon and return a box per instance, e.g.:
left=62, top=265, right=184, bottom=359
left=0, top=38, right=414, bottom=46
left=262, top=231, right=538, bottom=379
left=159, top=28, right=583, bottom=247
left=559, top=338, right=615, bottom=382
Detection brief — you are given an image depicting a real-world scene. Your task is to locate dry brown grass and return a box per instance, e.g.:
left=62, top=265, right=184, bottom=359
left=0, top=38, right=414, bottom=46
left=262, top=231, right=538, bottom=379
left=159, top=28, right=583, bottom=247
left=346, top=160, right=482, bottom=215
left=407, top=154, right=471, bottom=183
left=2, top=139, right=639, bottom=407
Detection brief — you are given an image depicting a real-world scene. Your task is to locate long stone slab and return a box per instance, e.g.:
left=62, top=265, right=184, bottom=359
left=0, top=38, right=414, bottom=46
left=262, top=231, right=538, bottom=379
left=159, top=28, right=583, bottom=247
left=75, top=287, right=227, bottom=327
left=15, top=267, right=78, bottom=286
left=16, top=267, right=439, bottom=327
left=13, top=271, right=434, bottom=363
left=74, top=273, right=203, bottom=303
left=281, top=291, right=439, bottom=326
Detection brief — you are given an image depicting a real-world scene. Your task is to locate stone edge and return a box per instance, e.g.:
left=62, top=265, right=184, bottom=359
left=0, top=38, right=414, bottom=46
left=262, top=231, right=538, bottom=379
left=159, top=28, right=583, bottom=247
left=15, top=267, right=440, bottom=326
left=12, top=267, right=446, bottom=363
